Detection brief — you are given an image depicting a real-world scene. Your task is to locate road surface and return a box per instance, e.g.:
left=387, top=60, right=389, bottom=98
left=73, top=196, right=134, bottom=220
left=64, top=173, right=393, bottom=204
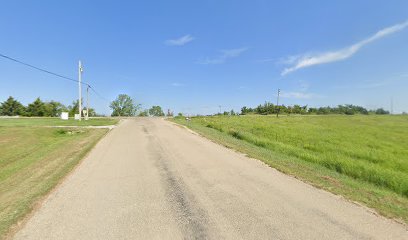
left=13, top=118, right=407, bottom=239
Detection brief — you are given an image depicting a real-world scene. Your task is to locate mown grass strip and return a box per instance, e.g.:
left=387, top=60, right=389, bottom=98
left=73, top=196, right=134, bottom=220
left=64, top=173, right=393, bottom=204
left=0, top=117, right=118, bottom=127
left=0, top=126, right=109, bottom=239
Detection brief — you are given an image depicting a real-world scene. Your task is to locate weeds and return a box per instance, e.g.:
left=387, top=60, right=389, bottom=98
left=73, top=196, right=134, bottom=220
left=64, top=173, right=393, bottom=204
left=193, top=115, right=408, bottom=197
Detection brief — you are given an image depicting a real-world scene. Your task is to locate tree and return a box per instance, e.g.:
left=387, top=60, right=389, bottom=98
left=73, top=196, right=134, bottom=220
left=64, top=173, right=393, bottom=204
left=68, top=100, right=80, bottom=117
left=241, top=106, right=249, bottom=115
left=66, top=100, right=95, bottom=117
left=138, top=110, right=148, bottom=117
left=0, top=96, right=25, bottom=116
left=292, top=105, right=302, bottom=114
left=375, top=108, right=389, bottom=115
left=308, top=107, right=318, bottom=114
left=43, top=101, right=67, bottom=117
left=300, top=105, right=308, bottom=114
left=87, top=108, right=97, bottom=117
left=148, top=106, right=164, bottom=116
left=26, top=98, right=46, bottom=116
left=110, top=94, right=140, bottom=116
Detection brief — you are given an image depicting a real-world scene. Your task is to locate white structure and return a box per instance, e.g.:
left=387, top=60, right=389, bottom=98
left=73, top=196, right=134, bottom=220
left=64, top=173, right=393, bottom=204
left=74, top=114, right=81, bottom=120
left=83, top=109, right=88, bottom=120
left=60, top=112, right=69, bottom=120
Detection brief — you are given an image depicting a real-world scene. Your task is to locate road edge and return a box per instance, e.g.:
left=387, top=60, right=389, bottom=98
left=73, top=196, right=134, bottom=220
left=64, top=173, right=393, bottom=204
left=4, top=126, right=117, bottom=240
left=167, top=119, right=408, bottom=228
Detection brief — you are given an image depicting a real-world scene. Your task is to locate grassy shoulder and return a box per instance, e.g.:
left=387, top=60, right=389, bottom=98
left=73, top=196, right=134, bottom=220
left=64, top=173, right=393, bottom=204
left=0, top=117, right=118, bottom=127
left=0, top=124, right=110, bottom=238
left=170, top=115, right=408, bottom=223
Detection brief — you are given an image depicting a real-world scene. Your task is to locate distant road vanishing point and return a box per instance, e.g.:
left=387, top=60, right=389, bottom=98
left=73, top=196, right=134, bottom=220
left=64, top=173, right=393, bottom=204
left=13, top=118, right=407, bottom=239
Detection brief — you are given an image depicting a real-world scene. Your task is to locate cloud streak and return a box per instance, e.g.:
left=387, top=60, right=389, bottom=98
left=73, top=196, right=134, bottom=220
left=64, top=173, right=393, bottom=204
left=198, top=47, right=248, bottom=64
left=165, top=34, right=194, bottom=46
left=282, top=20, right=408, bottom=75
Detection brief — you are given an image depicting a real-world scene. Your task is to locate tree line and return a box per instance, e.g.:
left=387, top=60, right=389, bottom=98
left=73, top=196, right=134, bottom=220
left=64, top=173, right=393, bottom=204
left=2, top=94, right=391, bottom=117
left=0, top=96, right=96, bottom=117
left=1, top=94, right=168, bottom=117
left=240, top=102, right=390, bottom=115
left=109, top=94, right=167, bottom=117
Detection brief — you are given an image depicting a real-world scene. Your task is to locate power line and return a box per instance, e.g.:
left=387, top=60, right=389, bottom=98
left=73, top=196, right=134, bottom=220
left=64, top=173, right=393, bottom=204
left=0, top=53, right=81, bottom=84
left=0, top=52, right=108, bottom=102
left=89, top=85, right=109, bottom=102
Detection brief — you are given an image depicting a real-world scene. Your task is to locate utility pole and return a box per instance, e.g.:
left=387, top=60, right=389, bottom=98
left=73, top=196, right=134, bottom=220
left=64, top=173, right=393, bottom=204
left=219, top=105, right=222, bottom=114
left=276, top=88, right=280, bottom=118
left=86, top=85, right=89, bottom=120
left=391, top=97, right=394, bottom=115
left=78, top=60, right=83, bottom=121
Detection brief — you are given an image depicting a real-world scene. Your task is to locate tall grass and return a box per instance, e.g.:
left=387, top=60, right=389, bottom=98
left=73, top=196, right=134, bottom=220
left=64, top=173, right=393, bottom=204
left=188, top=115, right=408, bottom=197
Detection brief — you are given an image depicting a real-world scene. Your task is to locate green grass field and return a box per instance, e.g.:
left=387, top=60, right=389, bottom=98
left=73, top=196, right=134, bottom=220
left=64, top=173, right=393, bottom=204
left=0, top=118, right=117, bottom=238
left=0, top=117, right=118, bottom=127
left=172, top=115, right=408, bottom=223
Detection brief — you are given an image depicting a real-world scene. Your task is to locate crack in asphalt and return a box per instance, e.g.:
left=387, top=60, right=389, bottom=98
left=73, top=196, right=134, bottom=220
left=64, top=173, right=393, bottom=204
left=145, top=127, right=212, bottom=240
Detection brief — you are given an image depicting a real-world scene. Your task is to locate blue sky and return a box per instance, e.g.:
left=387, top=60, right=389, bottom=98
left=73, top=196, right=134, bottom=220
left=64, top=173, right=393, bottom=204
left=1, top=0, right=407, bottom=115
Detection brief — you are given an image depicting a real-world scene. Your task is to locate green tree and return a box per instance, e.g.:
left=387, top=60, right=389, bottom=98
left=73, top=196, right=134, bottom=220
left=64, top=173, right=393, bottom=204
left=308, top=107, right=318, bottom=114
left=300, top=105, right=308, bottom=114
left=138, top=110, right=148, bottom=117
left=110, top=94, right=140, bottom=116
left=292, top=105, right=302, bottom=114
left=68, top=100, right=80, bottom=117
left=43, top=101, right=67, bottom=117
left=148, top=106, right=165, bottom=116
left=68, top=100, right=97, bottom=117
left=87, top=108, right=97, bottom=117
left=0, top=96, right=26, bottom=116
left=26, top=98, right=46, bottom=116
left=375, top=108, right=389, bottom=115
left=240, top=106, right=249, bottom=115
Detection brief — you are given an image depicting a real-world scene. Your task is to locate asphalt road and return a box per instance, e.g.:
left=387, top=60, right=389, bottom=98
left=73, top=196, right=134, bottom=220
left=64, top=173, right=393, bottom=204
left=13, top=118, right=407, bottom=239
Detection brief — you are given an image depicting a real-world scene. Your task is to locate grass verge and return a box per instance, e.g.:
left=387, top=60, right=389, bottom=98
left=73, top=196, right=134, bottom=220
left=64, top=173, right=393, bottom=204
left=0, top=117, right=118, bottom=127
left=0, top=123, right=110, bottom=239
left=171, top=115, right=408, bottom=224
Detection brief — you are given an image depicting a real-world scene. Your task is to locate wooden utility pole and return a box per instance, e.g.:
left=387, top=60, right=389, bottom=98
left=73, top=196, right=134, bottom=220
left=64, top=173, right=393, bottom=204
left=276, top=88, right=280, bottom=118
left=86, top=85, right=89, bottom=120
left=78, top=61, right=83, bottom=121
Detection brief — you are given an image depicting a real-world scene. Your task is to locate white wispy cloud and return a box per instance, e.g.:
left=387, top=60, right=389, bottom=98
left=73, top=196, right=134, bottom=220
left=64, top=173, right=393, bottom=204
left=198, top=47, right=248, bottom=64
left=165, top=34, right=194, bottom=46
left=282, top=20, right=408, bottom=75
